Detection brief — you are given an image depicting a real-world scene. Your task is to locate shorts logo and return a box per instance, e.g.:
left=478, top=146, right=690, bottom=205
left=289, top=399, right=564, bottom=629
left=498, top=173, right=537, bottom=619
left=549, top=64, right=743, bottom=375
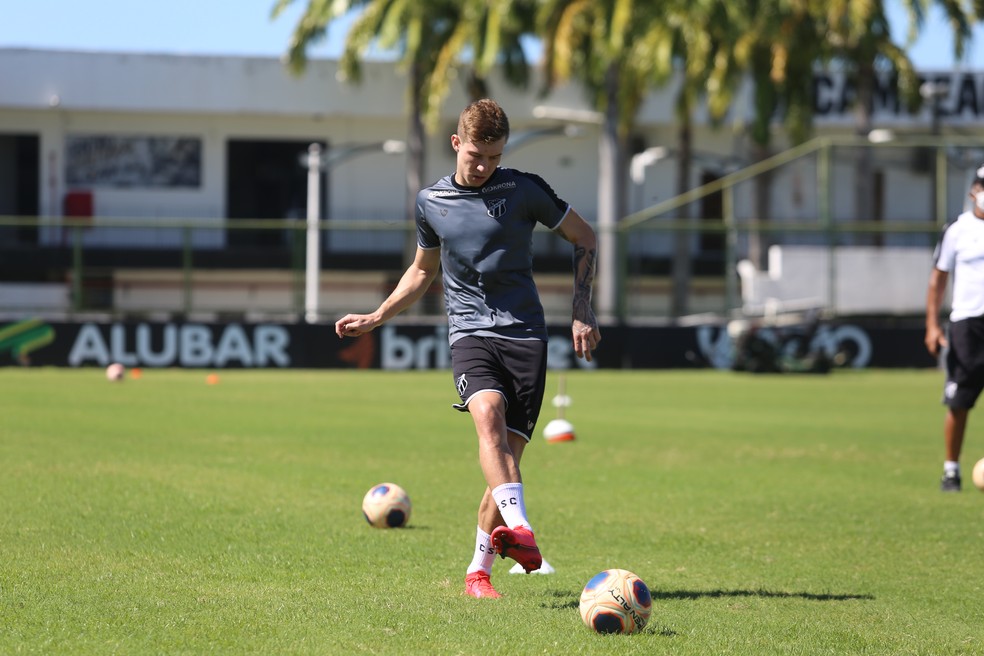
left=486, top=198, right=507, bottom=218
left=945, top=381, right=958, bottom=399
left=527, top=420, right=534, bottom=431
left=456, top=373, right=468, bottom=397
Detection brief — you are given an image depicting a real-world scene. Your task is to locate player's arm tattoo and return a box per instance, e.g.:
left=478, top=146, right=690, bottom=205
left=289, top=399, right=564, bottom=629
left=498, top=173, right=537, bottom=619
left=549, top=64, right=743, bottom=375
left=573, top=244, right=598, bottom=325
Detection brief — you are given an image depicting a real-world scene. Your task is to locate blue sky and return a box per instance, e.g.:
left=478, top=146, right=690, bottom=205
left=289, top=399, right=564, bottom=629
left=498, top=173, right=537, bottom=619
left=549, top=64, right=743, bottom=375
left=1, top=0, right=983, bottom=70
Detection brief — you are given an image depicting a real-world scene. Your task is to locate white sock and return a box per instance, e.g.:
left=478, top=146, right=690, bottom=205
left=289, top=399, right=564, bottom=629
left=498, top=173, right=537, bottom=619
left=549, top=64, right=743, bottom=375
left=491, top=482, right=532, bottom=531
left=466, top=526, right=497, bottom=575
left=945, top=460, right=960, bottom=475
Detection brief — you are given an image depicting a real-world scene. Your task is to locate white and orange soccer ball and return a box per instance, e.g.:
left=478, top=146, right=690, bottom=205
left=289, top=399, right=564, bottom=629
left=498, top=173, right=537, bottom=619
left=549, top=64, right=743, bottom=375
left=105, top=362, right=125, bottom=381
left=543, top=418, right=575, bottom=443
left=972, top=458, right=984, bottom=492
left=362, top=482, right=412, bottom=528
left=579, top=568, right=652, bottom=634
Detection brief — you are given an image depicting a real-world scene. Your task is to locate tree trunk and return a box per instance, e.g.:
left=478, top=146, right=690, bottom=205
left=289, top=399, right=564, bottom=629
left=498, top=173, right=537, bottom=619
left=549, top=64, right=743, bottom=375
left=750, top=141, right=771, bottom=269
left=854, top=60, right=875, bottom=243
left=404, top=60, right=426, bottom=268
left=670, top=111, right=692, bottom=317
left=748, top=56, right=779, bottom=272
left=596, top=63, right=623, bottom=322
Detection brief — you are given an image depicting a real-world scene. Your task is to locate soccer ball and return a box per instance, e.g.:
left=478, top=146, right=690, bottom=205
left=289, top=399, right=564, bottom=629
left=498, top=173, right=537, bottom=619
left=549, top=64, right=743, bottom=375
left=579, top=568, right=652, bottom=634
left=105, top=362, right=125, bottom=381
left=543, top=418, right=575, bottom=443
left=972, top=458, right=984, bottom=492
left=362, top=482, right=411, bottom=528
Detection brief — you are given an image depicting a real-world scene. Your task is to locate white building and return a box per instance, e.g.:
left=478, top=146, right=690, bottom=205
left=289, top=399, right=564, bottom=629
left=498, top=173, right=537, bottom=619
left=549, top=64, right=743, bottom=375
left=1, top=48, right=983, bottom=318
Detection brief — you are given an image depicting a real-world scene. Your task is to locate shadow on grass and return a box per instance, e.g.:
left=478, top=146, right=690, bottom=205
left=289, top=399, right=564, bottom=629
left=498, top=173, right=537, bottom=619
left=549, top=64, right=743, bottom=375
left=545, top=587, right=872, bottom=636
left=652, top=588, right=875, bottom=602
left=544, top=587, right=874, bottom=611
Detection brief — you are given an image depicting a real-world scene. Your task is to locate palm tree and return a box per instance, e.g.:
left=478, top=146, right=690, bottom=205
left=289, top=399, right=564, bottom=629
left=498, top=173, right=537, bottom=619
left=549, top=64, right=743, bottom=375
left=538, top=0, right=676, bottom=320
left=895, top=0, right=978, bottom=57
left=729, top=0, right=827, bottom=269
left=706, top=0, right=974, bottom=291
left=661, top=0, right=748, bottom=315
left=737, top=0, right=975, bottom=246
left=273, top=0, right=436, bottom=264
left=818, top=2, right=921, bottom=234
left=273, top=0, right=537, bottom=265
left=428, top=0, right=537, bottom=106
left=823, top=0, right=975, bottom=229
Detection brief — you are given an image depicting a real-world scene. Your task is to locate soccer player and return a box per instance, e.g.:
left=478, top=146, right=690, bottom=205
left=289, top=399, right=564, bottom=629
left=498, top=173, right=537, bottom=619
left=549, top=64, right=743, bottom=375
left=335, top=99, right=600, bottom=597
left=925, top=164, right=984, bottom=492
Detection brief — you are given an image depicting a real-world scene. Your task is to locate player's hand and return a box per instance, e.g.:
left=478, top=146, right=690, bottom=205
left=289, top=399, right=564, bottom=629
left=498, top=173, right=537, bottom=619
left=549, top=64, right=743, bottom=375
left=925, top=325, right=946, bottom=357
left=335, top=314, right=378, bottom=338
left=572, top=316, right=601, bottom=362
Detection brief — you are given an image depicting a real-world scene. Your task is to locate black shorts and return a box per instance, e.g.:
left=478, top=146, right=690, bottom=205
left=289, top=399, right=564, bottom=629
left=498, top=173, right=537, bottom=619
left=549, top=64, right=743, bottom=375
left=943, top=317, right=984, bottom=409
left=450, top=335, right=548, bottom=442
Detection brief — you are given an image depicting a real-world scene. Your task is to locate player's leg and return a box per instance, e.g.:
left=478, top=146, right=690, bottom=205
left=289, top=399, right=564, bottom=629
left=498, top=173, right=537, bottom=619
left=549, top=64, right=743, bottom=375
left=941, top=407, right=968, bottom=491
left=464, top=432, right=530, bottom=598
left=940, top=318, right=984, bottom=491
left=464, top=521, right=501, bottom=598
left=454, top=337, right=544, bottom=585
left=488, top=338, right=547, bottom=572
left=945, top=407, right=968, bottom=463
left=477, top=430, right=528, bottom=533
left=452, top=338, right=515, bottom=596
left=449, top=338, right=516, bottom=493
left=468, top=393, right=540, bottom=567
left=487, top=430, right=542, bottom=573
left=469, top=390, right=521, bottom=490
left=464, top=409, right=530, bottom=596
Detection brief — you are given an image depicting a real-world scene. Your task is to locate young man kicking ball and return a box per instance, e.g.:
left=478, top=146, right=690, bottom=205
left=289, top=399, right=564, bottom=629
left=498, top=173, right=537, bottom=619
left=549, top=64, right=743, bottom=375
left=335, top=99, right=600, bottom=598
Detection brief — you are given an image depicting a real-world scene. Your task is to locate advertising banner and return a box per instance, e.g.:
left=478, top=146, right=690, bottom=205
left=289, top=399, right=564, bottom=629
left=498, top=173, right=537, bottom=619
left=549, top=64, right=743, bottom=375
left=0, top=318, right=937, bottom=370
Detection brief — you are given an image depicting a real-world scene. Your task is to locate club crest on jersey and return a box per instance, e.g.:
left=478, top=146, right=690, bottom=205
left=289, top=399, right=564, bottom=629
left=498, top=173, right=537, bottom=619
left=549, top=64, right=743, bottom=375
left=486, top=197, right=507, bottom=218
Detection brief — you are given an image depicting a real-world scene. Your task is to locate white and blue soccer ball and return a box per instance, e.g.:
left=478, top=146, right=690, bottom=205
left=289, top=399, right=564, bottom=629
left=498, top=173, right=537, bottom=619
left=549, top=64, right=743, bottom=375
left=362, top=482, right=412, bottom=528
left=973, top=458, right=984, bottom=492
left=105, top=362, right=125, bottom=381
left=579, top=568, right=652, bottom=634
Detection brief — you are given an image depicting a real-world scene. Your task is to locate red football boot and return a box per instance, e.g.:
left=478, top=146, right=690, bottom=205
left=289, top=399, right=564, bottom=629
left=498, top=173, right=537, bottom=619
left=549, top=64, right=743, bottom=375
left=490, top=525, right=542, bottom=573
left=464, top=571, right=501, bottom=599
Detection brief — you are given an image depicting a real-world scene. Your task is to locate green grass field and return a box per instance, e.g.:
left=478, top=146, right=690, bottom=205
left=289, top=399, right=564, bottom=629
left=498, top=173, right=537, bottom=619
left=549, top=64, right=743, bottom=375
left=3, top=367, right=984, bottom=655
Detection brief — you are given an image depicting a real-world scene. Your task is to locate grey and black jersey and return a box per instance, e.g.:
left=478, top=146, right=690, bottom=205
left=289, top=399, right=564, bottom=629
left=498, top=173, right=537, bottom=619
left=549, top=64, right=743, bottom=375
left=416, top=167, right=570, bottom=345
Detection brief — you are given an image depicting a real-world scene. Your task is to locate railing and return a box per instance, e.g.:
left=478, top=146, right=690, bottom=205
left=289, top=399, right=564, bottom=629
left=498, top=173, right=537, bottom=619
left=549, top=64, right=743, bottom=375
left=617, top=134, right=984, bottom=320
left=2, top=135, right=982, bottom=322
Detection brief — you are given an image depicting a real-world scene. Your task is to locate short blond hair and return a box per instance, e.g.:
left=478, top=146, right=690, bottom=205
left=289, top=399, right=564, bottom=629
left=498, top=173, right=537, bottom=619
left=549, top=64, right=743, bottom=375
left=457, top=99, right=510, bottom=145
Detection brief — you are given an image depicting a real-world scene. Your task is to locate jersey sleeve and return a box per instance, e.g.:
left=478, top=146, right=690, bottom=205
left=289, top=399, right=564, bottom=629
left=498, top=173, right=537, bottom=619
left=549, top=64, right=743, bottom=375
left=933, top=222, right=957, bottom=272
left=415, top=190, right=440, bottom=250
left=516, top=171, right=570, bottom=230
